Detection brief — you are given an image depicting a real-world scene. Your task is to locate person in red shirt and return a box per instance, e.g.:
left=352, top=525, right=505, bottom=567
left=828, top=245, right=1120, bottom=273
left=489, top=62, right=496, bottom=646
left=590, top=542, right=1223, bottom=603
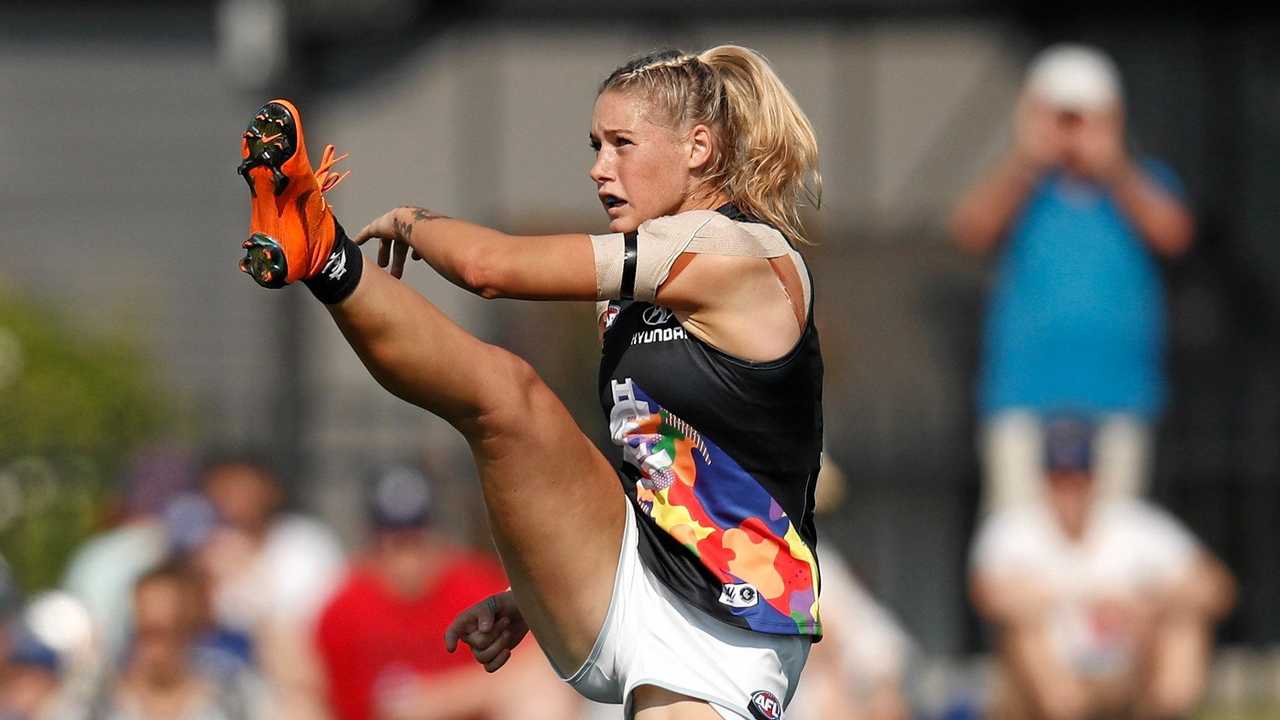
left=315, top=465, right=580, bottom=720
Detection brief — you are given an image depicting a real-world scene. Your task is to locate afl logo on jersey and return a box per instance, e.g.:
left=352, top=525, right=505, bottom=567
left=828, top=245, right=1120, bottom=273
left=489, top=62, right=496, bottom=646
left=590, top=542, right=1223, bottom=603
left=749, top=690, right=782, bottom=720
left=642, top=306, right=673, bottom=326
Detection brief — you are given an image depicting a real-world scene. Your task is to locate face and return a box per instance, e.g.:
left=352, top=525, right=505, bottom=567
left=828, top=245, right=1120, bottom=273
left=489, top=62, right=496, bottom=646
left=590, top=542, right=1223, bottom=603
left=132, top=578, right=195, bottom=686
left=1057, top=103, right=1123, bottom=174
left=1048, top=469, right=1094, bottom=538
left=374, top=528, right=432, bottom=598
left=202, top=463, right=280, bottom=532
left=589, top=90, right=713, bottom=233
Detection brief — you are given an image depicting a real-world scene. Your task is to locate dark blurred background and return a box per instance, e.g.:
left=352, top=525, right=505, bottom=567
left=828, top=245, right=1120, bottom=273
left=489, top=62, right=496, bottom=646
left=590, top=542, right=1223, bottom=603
left=1, top=1, right=1278, bottom=718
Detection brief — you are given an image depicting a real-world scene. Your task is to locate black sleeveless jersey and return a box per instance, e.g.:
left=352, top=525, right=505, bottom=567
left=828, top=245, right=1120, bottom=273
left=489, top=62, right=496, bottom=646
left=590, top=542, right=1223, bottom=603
left=596, top=205, right=824, bottom=637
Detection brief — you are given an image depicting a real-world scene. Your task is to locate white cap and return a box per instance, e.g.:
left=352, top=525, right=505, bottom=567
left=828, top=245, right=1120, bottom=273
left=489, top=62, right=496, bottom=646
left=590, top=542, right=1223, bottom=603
left=1025, top=44, right=1122, bottom=111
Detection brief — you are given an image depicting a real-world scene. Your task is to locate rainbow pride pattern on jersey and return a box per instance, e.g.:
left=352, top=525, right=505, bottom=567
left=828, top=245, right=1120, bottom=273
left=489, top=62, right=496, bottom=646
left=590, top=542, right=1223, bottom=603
left=608, top=378, right=821, bottom=635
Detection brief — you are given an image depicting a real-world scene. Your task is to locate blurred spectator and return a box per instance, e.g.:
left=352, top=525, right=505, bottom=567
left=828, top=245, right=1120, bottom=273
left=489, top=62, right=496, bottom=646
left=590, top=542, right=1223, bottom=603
left=970, top=418, right=1234, bottom=720
left=62, top=449, right=194, bottom=660
left=315, top=464, right=578, bottom=720
left=1, top=571, right=93, bottom=720
left=788, top=455, right=914, bottom=720
left=88, top=561, right=257, bottom=720
left=1, top=557, right=53, bottom=720
left=0, top=625, right=61, bottom=720
left=950, top=44, right=1194, bottom=511
left=195, top=451, right=343, bottom=720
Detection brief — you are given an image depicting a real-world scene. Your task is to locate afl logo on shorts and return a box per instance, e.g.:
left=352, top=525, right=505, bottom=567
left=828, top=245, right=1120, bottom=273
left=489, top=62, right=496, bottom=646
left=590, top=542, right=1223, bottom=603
left=642, top=306, right=673, bottom=326
left=749, top=690, right=782, bottom=720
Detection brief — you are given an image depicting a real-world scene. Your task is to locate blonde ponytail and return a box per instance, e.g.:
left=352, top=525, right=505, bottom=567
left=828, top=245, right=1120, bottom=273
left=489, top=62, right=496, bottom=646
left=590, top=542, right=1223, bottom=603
left=600, top=46, right=822, bottom=244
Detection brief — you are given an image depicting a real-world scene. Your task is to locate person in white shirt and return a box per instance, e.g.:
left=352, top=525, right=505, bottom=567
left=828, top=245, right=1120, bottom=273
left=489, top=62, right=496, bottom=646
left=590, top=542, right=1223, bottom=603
left=194, top=452, right=344, bottom=720
left=970, top=417, right=1234, bottom=720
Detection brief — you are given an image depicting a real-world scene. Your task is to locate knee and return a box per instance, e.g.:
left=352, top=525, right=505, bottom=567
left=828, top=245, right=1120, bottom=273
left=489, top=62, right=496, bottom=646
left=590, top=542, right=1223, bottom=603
left=1145, top=680, right=1203, bottom=719
left=465, top=348, right=554, bottom=440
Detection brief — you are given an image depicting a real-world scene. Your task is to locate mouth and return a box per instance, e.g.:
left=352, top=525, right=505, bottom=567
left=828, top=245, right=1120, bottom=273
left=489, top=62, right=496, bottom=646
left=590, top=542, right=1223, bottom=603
left=599, top=193, right=628, bottom=216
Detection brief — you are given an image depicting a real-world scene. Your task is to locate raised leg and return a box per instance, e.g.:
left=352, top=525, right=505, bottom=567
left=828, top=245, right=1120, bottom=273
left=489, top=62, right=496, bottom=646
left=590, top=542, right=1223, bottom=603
left=328, top=257, right=625, bottom=672
left=233, top=97, right=625, bottom=681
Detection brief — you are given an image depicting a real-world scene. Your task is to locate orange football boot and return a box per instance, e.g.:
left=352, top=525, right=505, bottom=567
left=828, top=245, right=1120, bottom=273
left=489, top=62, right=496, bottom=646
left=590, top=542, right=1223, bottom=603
left=237, top=99, right=350, bottom=288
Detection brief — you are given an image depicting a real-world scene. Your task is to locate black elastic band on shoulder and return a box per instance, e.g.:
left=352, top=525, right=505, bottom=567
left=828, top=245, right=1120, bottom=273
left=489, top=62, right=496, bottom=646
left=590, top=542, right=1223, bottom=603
left=620, top=231, right=638, bottom=301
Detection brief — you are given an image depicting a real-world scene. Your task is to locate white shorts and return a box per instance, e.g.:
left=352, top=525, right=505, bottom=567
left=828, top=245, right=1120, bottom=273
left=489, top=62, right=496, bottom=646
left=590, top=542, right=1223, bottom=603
left=556, top=499, right=811, bottom=719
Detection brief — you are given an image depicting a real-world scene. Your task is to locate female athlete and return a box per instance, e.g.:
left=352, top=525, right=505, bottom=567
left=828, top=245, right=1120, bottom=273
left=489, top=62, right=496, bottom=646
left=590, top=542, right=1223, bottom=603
left=236, top=46, right=823, bottom=719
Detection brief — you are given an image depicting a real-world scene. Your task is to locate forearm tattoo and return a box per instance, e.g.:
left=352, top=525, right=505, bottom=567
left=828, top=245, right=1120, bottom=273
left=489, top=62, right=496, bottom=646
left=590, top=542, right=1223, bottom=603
left=410, top=207, right=448, bottom=222
left=395, top=206, right=451, bottom=242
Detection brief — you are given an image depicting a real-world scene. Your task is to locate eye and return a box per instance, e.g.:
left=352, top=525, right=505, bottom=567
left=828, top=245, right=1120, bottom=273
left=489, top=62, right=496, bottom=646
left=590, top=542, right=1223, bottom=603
left=616, top=136, right=634, bottom=147
left=589, top=136, right=601, bottom=152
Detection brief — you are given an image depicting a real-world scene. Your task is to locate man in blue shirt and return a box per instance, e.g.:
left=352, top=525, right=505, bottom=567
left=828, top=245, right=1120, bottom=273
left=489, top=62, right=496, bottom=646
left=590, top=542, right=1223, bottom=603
left=950, top=44, right=1193, bottom=511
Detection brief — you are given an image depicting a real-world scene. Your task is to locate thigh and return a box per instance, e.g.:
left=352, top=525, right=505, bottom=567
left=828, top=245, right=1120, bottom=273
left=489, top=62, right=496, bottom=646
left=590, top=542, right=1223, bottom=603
left=326, top=258, right=626, bottom=674
left=981, top=410, right=1045, bottom=513
left=1094, top=414, right=1151, bottom=501
left=467, top=358, right=627, bottom=675
left=630, top=686, right=727, bottom=720
left=1140, top=617, right=1210, bottom=715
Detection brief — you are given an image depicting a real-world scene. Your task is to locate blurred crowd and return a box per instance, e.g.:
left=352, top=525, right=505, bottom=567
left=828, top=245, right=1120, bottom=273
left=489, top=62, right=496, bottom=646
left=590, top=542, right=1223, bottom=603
left=0, top=445, right=918, bottom=720
left=0, top=450, right=584, bottom=720
left=0, top=42, right=1249, bottom=720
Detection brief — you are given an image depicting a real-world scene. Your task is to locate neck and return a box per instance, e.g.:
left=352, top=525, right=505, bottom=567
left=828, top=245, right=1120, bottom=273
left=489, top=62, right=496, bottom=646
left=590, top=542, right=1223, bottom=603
left=677, top=188, right=732, bottom=215
left=1051, top=494, right=1091, bottom=542
left=127, top=665, right=195, bottom=696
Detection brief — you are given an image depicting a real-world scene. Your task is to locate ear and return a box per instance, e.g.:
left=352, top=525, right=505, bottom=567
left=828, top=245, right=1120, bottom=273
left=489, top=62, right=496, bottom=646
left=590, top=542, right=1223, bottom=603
left=686, top=124, right=715, bottom=172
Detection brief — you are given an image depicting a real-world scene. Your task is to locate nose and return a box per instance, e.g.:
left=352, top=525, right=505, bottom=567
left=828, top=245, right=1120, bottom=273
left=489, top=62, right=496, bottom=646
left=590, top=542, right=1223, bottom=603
left=589, top=148, right=612, bottom=186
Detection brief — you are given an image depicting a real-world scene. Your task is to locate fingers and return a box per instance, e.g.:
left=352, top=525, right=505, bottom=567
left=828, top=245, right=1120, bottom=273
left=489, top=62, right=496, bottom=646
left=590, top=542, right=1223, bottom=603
left=390, top=238, right=410, bottom=278
left=450, top=615, right=511, bottom=662
left=353, top=209, right=422, bottom=276
left=444, top=596, right=497, bottom=650
left=483, top=647, right=512, bottom=673
left=464, top=615, right=509, bottom=648
left=354, top=211, right=392, bottom=248
left=378, top=238, right=392, bottom=268
left=475, top=595, right=496, bottom=633
left=353, top=222, right=377, bottom=246
left=469, top=629, right=512, bottom=664
left=444, top=603, right=498, bottom=653
left=443, top=613, right=473, bottom=653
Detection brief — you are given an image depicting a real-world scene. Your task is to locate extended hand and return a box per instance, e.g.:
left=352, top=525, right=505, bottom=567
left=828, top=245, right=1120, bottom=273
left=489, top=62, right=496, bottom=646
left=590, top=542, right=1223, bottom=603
left=444, top=590, right=529, bottom=673
left=354, top=206, right=450, bottom=279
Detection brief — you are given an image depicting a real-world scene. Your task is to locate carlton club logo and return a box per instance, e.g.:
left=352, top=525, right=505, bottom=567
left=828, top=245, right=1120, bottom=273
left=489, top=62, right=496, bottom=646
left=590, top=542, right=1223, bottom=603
left=600, top=304, right=621, bottom=332
left=642, top=305, right=673, bottom=326
left=749, top=690, right=782, bottom=720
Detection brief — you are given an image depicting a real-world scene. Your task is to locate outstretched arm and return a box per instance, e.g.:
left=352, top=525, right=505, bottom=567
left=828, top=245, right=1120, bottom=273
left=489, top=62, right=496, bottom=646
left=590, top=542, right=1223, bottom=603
left=354, top=207, right=596, bottom=301
left=355, top=205, right=805, bottom=361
